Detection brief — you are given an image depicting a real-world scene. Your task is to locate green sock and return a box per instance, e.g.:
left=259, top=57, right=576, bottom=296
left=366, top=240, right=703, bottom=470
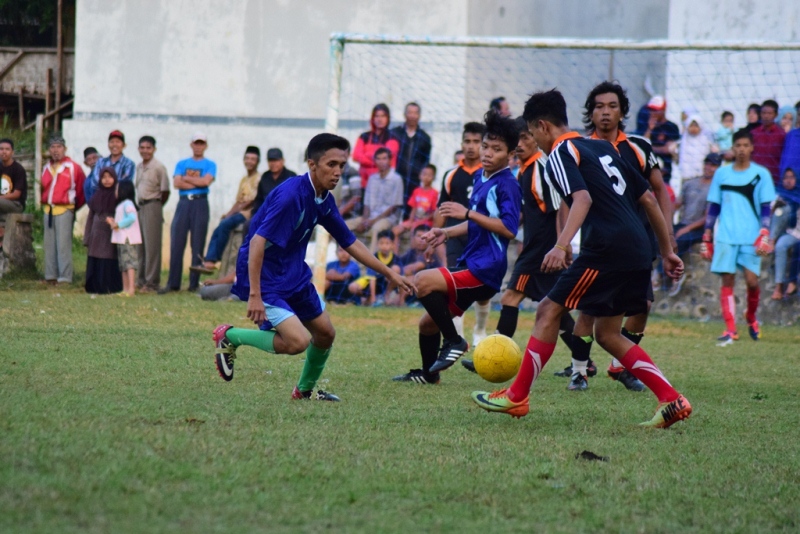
left=226, top=328, right=276, bottom=353
left=297, top=343, right=332, bottom=392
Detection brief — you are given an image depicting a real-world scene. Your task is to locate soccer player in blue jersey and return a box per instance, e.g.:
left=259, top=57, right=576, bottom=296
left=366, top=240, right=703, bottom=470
left=701, top=129, right=776, bottom=345
left=213, top=133, right=415, bottom=401
left=392, top=111, right=523, bottom=384
left=472, top=89, right=692, bottom=428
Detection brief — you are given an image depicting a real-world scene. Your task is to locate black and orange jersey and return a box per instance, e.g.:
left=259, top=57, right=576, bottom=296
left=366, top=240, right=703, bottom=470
left=516, top=152, right=561, bottom=273
left=438, top=160, right=481, bottom=227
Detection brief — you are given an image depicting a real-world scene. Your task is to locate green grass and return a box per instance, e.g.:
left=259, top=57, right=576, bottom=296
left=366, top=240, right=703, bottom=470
left=1, top=288, right=799, bottom=533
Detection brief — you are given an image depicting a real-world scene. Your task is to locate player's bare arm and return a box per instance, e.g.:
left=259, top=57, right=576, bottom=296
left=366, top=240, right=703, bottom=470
left=542, top=190, right=591, bottom=273
left=246, top=234, right=267, bottom=325
left=639, top=190, right=683, bottom=279
left=438, top=200, right=515, bottom=239
left=346, top=239, right=417, bottom=295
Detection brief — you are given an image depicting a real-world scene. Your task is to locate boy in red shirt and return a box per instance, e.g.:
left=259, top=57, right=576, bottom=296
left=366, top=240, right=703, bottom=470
left=393, top=164, right=438, bottom=249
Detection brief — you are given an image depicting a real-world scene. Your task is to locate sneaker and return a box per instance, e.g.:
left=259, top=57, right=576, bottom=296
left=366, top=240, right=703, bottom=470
left=429, top=337, right=469, bottom=373
left=567, top=372, right=588, bottom=391
left=716, top=331, right=738, bottom=347
left=667, top=272, right=686, bottom=297
left=640, top=394, right=692, bottom=429
left=291, top=386, right=341, bottom=401
left=157, top=286, right=179, bottom=295
left=213, top=324, right=236, bottom=381
left=391, top=368, right=440, bottom=384
left=189, top=265, right=216, bottom=275
left=554, top=360, right=597, bottom=378
left=748, top=320, right=761, bottom=341
left=607, top=367, right=646, bottom=392
left=472, top=332, right=487, bottom=347
left=470, top=388, right=529, bottom=418
left=461, top=359, right=477, bottom=373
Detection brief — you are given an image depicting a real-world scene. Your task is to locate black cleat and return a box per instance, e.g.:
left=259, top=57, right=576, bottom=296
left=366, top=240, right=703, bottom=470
left=391, top=368, right=440, bottom=384
left=608, top=368, right=646, bottom=392
left=291, top=386, right=341, bottom=401
left=554, top=360, right=597, bottom=378
left=429, top=337, right=469, bottom=373
left=461, top=359, right=477, bottom=373
left=568, top=372, right=588, bottom=391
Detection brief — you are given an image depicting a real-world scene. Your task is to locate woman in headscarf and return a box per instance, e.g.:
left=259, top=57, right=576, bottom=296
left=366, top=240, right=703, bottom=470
left=678, top=114, right=718, bottom=183
left=84, top=166, right=123, bottom=294
left=778, top=106, right=797, bottom=134
left=352, top=103, right=400, bottom=189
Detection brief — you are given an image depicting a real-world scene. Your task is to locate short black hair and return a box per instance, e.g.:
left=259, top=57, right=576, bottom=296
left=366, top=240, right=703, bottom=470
left=377, top=230, right=394, bottom=241
left=490, top=96, right=507, bottom=112
left=0, top=138, right=13, bottom=149
left=483, top=110, right=519, bottom=152
left=454, top=149, right=464, bottom=156
left=514, top=117, right=529, bottom=134
left=583, top=81, right=630, bottom=132
left=463, top=122, right=485, bottom=139
left=306, top=133, right=350, bottom=162
left=423, top=163, right=437, bottom=176
left=406, top=101, right=421, bottom=113
left=721, top=111, right=734, bottom=121
left=139, top=135, right=156, bottom=147
left=374, top=147, right=392, bottom=159
left=414, top=224, right=431, bottom=234
left=762, top=99, right=779, bottom=113
left=733, top=128, right=753, bottom=144
left=523, top=89, right=568, bottom=127
left=116, top=180, right=137, bottom=207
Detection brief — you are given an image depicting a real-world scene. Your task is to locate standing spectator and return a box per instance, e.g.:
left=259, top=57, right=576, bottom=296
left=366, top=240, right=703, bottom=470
left=195, top=146, right=261, bottom=273
left=453, top=150, right=464, bottom=165
left=41, top=134, right=85, bottom=285
left=83, top=167, right=122, bottom=294
left=346, top=148, right=403, bottom=252
left=83, top=147, right=100, bottom=173
left=714, top=111, right=735, bottom=153
left=770, top=168, right=800, bottom=299
left=134, top=135, right=170, bottom=292
left=642, top=95, right=680, bottom=184
left=778, top=106, right=796, bottom=134
left=324, top=245, right=361, bottom=304
left=751, top=99, right=785, bottom=183
left=781, top=116, right=800, bottom=179
left=391, top=102, right=432, bottom=217
left=159, top=132, right=216, bottom=294
left=392, top=163, right=438, bottom=247
left=490, top=96, right=512, bottom=117
left=84, top=130, right=136, bottom=202
left=668, top=153, right=721, bottom=296
left=678, top=115, right=717, bottom=183
left=352, top=103, right=399, bottom=189
left=0, top=138, right=27, bottom=244
left=252, top=148, right=296, bottom=215
left=108, top=181, right=141, bottom=297
left=744, top=103, right=761, bottom=133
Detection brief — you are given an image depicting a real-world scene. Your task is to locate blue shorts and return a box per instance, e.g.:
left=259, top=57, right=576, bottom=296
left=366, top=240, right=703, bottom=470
left=711, top=243, right=761, bottom=275
left=259, top=282, right=326, bottom=331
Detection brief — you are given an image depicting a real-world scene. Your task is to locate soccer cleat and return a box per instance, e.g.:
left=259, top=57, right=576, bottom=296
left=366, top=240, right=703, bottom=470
left=748, top=320, right=761, bottom=341
left=567, top=372, right=588, bottom=391
left=471, top=388, right=529, bottom=418
left=291, top=386, right=341, bottom=401
left=213, top=324, right=236, bottom=381
left=607, top=367, right=646, bottom=392
left=461, top=359, right=477, bottom=373
left=716, top=331, right=738, bottom=347
left=640, top=394, right=692, bottom=429
left=428, top=337, right=469, bottom=373
left=391, top=368, right=440, bottom=384
left=554, top=360, right=597, bottom=378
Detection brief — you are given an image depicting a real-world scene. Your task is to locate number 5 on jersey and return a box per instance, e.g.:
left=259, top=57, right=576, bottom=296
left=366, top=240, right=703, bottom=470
left=599, top=155, right=627, bottom=195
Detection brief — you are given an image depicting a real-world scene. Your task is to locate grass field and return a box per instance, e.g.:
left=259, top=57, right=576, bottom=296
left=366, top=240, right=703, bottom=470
left=2, top=283, right=799, bottom=533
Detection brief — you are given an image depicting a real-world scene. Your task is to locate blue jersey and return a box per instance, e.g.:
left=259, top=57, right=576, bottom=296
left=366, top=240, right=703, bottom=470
left=174, top=157, right=217, bottom=196
left=459, top=167, right=522, bottom=290
left=707, top=162, right=775, bottom=245
left=232, top=174, right=357, bottom=300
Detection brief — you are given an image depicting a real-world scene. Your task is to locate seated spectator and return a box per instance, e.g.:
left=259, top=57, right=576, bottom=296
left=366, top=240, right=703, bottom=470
left=397, top=224, right=440, bottom=306
left=348, top=230, right=402, bottom=306
left=771, top=168, right=800, bottom=299
left=679, top=114, right=717, bottom=184
left=346, top=148, right=403, bottom=252
left=752, top=99, right=785, bottom=183
left=84, top=130, right=136, bottom=202
left=668, top=153, right=721, bottom=296
left=200, top=271, right=237, bottom=301
left=0, top=138, right=27, bottom=245
left=392, top=163, right=438, bottom=248
left=352, top=103, right=399, bottom=189
left=336, top=162, right=362, bottom=220
left=252, top=148, right=296, bottom=215
left=714, top=111, right=735, bottom=154
left=194, top=146, right=260, bottom=273
left=324, top=245, right=361, bottom=304
left=779, top=106, right=797, bottom=134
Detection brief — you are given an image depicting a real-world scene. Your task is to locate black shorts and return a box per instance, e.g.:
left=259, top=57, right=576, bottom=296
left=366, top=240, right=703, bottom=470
left=445, top=234, right=469, bottom=269
left=547, top=257, right=650, bottom=317
left=439, top=267, right=497, bottom=317
left=507, top=269, right=560, bottom=302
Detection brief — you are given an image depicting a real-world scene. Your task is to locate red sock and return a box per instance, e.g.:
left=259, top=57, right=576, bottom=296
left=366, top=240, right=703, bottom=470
left=619, top=345, right=679, bottom=404
left=720, top=286, right=736, bottom=333
left=746, top=286, right=760, bottom=324
left=507, top=336, right=556, bottom=402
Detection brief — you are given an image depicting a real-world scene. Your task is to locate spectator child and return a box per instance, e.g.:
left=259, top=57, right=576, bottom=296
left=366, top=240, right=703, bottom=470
left=392, top=163, right=438, bottom=247
left=678, top=114, right=717, bottom=182
left=397, top=224, right=440, bottom=305
left=84, top=167, right=122, bottom=294
left=714, top=111, right=735, bottom=153
left=348, top=230, right=402, bottom=306
left=107, top=181, right=142, bottom=297
left=771, top=168, right=800, bottom=299
left=325, top=246, right=361, bottom=304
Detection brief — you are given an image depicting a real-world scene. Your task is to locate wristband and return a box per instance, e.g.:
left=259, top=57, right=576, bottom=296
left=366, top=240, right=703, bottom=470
left=555, top=244, right=568, bottom=252
left=465, top=209, right=471, bottom=220
left=443, top=229, right=449, bottom=242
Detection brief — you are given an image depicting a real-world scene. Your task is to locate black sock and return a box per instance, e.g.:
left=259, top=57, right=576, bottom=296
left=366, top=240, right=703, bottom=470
left=419, top=332, right=441, bottom=373
left=558, top=313, right=576, bottom=351
left=495, top=305, right=519, bottom=338
left=571, top=333, right=594, bottom=362
left=419, top=292, right=459, bottom=342
left=621, top=327, right=644, bottom=345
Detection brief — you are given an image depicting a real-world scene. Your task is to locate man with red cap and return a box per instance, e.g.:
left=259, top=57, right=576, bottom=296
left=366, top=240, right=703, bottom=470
left=642, top=95, right=680, bottom=185
left=84, top=130, right=136, bottom=202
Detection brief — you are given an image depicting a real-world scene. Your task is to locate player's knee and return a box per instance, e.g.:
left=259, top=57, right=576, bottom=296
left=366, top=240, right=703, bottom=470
left=594, top=328, right=615, bottom=350
left=500, top=289, right=524, bottom=307
left=314, top=324, right=336, bottom=348
left=414, top=272, right=433, bottom=297
left=534, top=299, right=561, bottom=326
left=284, top=331, right=312, bottom=355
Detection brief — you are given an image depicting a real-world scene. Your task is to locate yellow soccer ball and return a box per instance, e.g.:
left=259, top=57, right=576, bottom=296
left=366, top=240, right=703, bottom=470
left=473, top=334, right=522, bottom=383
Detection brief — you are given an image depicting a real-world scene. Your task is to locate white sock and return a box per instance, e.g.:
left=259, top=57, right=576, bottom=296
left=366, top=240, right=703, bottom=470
left=572, top=358, right=588, bottom=377
left=474, top=301, right=490, bottom=337
left=452, top=315, right=464, bottom=338
left=611, top=357, right=623, bottom=369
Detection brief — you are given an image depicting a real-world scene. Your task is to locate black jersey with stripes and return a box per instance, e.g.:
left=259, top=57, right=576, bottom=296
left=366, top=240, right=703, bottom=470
left=545, top=132, right=652, bottom=271
left=438, top=160, right=482, bottom=228
left=515, top=152, right=561, bottom=273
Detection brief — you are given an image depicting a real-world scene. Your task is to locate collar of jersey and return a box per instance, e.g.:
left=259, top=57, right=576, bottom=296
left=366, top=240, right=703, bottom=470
left=518, top=152, right=543, bottom=176
left=306, top=173, right=329, bottom=204
left=459, top=160, right=483, bottom=174
left=482, top=166, right=510, bottom=182
left=552, top=131, right=582, bottom=149
left=590, top=130, right=627, bottom=147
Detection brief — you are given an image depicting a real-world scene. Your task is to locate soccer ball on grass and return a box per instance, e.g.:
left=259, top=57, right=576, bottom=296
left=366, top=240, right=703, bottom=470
left=473, top=334, right=522, bottom=383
